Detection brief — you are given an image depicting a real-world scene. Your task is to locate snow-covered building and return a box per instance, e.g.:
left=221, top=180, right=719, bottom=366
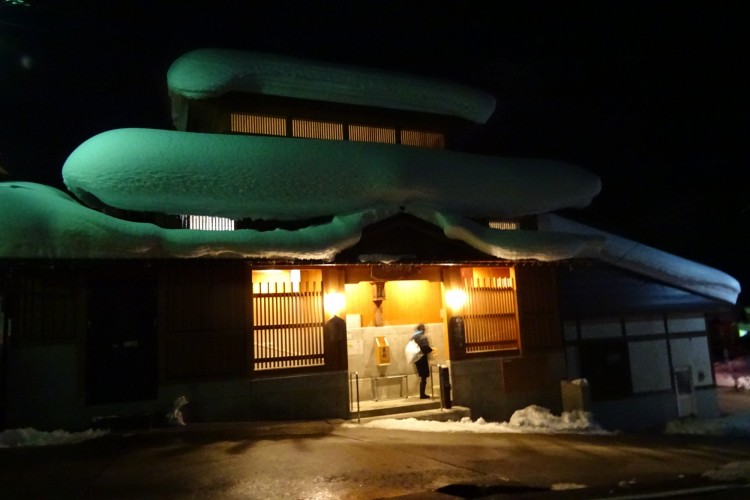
left=0, top=49, right=740, bottom=431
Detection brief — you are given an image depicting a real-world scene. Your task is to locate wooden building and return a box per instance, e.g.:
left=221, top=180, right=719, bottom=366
left=0, top=49, right=740, bottom=431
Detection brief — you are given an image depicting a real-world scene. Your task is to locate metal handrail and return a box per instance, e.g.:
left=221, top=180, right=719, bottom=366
left=349, top=371, right=361, bottom=423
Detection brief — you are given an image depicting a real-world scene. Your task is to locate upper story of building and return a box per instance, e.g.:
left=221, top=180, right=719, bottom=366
left=166, top=48, right=497, bottom=153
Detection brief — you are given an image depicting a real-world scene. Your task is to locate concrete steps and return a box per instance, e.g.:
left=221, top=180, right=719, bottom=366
left=348, top=397, right=471, bottom=423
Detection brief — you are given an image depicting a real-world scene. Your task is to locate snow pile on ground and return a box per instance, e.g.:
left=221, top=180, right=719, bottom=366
left=356, top=402, right=750, bottom=440
left=352, top=405, right=612, bottom=435
left=0, top=427, right=108, bottom=448
left=702, top=461, right=750, bottom=482
left=508, top=405, right=605, bottom=433
left=714, top=356, right=750, bottom=390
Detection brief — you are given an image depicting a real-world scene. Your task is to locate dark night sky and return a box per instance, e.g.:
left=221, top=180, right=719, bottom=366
left=1, top=1, right=748, bottom=306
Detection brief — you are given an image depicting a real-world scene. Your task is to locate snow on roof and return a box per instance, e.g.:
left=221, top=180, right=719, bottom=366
left=62, top=128, right=601, bottom=221
left=1, top=182, right=738, bottom=304
left=0, top=182, right=362, bottom=260
left=0, top=182, right=601, bottom=261
left=538, top=214, right=741, bottom=304
left=166, top=48, right=497, bottom=124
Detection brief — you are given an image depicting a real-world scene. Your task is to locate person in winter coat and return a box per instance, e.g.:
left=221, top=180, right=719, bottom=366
left=412, top=323, right=434, bottom=399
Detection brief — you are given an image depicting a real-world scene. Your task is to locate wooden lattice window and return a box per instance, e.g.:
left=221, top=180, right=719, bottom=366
left=400, top=129, right=445, bottom=149
left=230, top=113, right=286, bottom=136
left=292, top=119, right=344, bottom=140
left=489, top=220, right=519, bottom=230
left=252, top=276, right=325, bottom=370
left=348, top=124, right=396, bottom=144
left=180, top=215, right=235, bottom=231
left=461, top=276, right=520, bottom=353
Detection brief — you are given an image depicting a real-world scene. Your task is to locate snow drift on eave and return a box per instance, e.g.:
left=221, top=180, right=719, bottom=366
left=62, top=128, right=602, bottom=221
left=166, top=48, right=497, bottom=124
left=0, top=182, right=602, bottom=262
left=2, top=183, right=737, bottom=304
left=538, top=214, right=741, bottom=305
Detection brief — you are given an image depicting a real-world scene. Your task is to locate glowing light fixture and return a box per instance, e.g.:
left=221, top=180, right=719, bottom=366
left=445, top=289, right=467, bottom=311
left=324, top=292, right=345, bottom=317
left=740, top=329, right=748, bottom=338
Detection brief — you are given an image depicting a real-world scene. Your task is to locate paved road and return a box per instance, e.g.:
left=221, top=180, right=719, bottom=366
left=1, top=419, right=749, bottom=499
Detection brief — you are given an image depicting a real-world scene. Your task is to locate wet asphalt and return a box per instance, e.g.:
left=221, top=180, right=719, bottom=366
left=1, top=416, right=750, bottom=499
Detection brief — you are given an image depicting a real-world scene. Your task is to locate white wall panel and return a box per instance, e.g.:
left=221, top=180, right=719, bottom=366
left=628, top=340, right=671, bottom=392
left=669, top=337, right=713, bottom=387
left=667, top=315, right=706, bottom=334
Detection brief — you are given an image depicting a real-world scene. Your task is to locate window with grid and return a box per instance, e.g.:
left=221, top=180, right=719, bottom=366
left=252, top=272, right=326, bottom=371
left=230, top=113, right=286, bottom=136
left=401, top=129, right=445, bottom=149
left=292, top=119, right=344, bottom=140
left=348, top=124, right=396, bottom=144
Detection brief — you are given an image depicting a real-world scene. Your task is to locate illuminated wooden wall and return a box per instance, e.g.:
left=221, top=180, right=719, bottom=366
left=344, top=280, right=442, bottom=327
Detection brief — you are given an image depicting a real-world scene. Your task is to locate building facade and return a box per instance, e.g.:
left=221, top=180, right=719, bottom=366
left=0, top=49, right=740, bottom=431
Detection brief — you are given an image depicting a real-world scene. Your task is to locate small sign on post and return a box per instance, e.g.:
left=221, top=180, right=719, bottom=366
left=375, top=336, right=390, bottom=366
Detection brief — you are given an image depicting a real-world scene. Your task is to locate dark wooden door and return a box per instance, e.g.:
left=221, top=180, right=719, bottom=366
left=86, top=276, right=157, bottom=405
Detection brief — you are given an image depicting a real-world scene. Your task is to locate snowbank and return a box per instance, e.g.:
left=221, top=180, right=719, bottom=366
left=348, top=405, right=612, bottom=435
left=0, top=427, right=108, bottom=448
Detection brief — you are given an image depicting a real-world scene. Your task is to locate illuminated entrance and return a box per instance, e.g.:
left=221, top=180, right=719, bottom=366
left=250, top=265, right=521, bottom=410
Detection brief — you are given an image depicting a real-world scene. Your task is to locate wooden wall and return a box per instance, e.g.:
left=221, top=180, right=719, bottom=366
left=513, top=264, right=563, bottom=351
left=11, top=267, right=86, bottom=345
left=343, top=280, right=443, bottom=327
left=159, top=261, right=250, bottom=381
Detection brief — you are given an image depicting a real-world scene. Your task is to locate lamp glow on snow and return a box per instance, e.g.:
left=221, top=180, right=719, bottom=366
left=324, top=292, right=345, bottom=317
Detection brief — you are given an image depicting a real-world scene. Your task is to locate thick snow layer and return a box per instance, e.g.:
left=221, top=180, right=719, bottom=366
left=416, top=210, right=603, bottom=261
left=167, top=48, right=496, bottom=124
left=0, top=182, right=365, bottom=259
left=0, top=182, right=600, bottom=261
left=62, top=128, right=601, bottom=221
left=1, top=181, right=736, bottom=304
left=538, top=214, right=741, bottom=304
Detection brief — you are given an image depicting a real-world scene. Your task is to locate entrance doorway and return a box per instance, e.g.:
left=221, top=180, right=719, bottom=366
left=86, top=276, right=158, bottom=405
left=343, top=279, right=446, bottom=416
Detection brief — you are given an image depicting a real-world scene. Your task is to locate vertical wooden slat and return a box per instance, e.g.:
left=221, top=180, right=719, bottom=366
left=460, top=269, right=521, bottom=353
left=251, top=275, right=326, bottom=371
